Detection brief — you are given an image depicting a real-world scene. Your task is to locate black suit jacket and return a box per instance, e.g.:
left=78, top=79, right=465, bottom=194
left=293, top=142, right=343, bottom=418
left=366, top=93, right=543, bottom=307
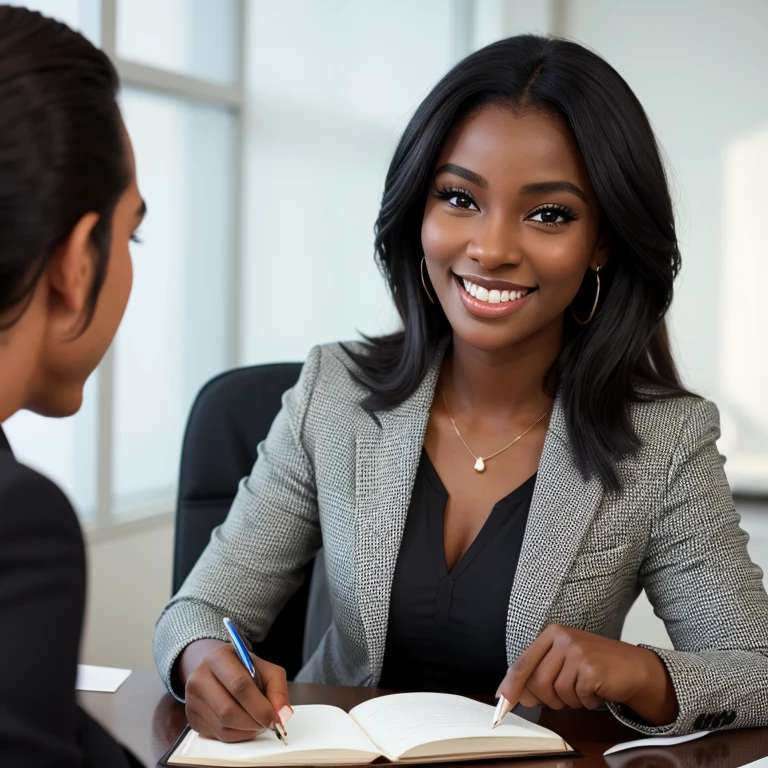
left=0, top=427, right=143, bottom=767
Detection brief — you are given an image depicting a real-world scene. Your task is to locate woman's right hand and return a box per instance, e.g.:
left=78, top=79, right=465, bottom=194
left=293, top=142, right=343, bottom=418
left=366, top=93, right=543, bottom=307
left=178, top=639, right=294, bottom=743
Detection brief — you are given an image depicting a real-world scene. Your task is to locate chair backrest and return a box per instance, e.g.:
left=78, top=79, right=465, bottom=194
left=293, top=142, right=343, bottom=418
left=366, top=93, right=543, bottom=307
left=174, top=362, right=314, bottom=678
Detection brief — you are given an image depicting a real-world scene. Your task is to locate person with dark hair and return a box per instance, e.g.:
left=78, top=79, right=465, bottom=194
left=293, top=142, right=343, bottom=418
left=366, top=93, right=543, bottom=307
left=155, top=35, right=768, bottom=741
left=0, top=6, right=145, bottom=766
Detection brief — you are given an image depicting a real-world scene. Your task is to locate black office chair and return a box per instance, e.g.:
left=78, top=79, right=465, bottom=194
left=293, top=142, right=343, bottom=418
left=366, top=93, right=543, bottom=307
left=173, top=362, right=331, bottom=680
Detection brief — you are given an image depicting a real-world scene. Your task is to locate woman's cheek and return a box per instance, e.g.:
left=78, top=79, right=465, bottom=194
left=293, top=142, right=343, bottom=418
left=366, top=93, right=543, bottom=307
left=422, top=209, right=462, bottom=262
left=526, top=235, right=590, bottom=286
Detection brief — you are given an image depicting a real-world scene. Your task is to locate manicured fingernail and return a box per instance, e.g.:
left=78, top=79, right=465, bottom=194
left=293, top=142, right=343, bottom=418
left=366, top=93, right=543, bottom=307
left=279, top=705, right=293, bottom=726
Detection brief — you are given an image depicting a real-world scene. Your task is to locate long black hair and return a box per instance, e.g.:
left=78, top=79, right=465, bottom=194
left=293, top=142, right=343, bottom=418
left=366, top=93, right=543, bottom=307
left=345, top=34, right=691, bottom=491
left=0, top=6, right=128, bottom=330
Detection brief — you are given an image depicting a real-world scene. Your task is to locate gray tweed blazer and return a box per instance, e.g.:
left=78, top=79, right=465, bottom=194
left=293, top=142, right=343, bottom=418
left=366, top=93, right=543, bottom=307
left=154, top=342, right=768, bottom=736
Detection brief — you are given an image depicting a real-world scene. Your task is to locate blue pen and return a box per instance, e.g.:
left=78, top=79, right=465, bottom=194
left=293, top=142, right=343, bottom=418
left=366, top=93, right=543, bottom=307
left=223, top=617, right=288, bottom=745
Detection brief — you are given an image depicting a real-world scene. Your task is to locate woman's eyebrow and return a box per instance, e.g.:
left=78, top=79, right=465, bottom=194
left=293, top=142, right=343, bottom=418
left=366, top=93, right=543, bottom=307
left=433, top=163, right=488, bottom=189
left=520, top=181, right=589, bottom=205
left=433, top=167, right=589, bottom=207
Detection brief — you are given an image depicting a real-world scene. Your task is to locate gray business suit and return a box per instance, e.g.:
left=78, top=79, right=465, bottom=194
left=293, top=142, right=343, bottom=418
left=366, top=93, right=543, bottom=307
left=154, top=342, right=768, bottom=736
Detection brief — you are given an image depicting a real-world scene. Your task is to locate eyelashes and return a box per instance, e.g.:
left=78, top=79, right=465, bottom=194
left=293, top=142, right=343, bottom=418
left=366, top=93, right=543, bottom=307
left=434, top=186, right=478, bottom=210
left=526, top=203, right=578, bottom=227
left=433, top=186, right=578, bottom=227
left=130, top=232, right=143, bottom=244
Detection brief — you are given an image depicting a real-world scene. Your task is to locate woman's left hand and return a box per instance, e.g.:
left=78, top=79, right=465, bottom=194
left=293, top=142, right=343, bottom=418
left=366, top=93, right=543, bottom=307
left=497, top=624, right=678, bottom=726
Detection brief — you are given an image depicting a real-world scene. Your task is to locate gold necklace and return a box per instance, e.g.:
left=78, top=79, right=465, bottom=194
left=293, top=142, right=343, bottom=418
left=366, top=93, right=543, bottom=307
left=442, top=389, right=549, bottom=473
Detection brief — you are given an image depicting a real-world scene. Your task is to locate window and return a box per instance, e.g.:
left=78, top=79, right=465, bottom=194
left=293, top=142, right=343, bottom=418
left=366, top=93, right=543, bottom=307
left=116, top=0, right=239, bottom=85
left=3, top=0, right=243, bottom=532
left=114, top=90, right=236, bottom=519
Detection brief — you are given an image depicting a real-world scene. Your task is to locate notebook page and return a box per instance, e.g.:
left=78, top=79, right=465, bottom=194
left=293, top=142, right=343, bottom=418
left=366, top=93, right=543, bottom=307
left=349, top=693, right=559, bottom=760
left=169, top=705, right=382, bottom=766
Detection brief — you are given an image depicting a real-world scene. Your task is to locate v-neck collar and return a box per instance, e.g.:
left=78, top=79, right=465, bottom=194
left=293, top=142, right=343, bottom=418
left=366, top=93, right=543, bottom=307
left=420, top=450, right=536, bottom=580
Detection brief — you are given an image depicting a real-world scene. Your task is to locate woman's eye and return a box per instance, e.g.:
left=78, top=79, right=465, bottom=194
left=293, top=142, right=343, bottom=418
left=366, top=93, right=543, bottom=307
left=449, top=193, right=476, bottom=210
left=436, top=187, right=478, bottom=211
left=528, top=207, right=574, bottom=226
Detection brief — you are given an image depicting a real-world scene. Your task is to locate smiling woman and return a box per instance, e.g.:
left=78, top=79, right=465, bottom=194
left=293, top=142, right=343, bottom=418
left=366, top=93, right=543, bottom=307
left=155, top=34, right=768, bottom=745
left=348, top=40, right=686, bottom=492
left=424, top=109, right=603, bottom=347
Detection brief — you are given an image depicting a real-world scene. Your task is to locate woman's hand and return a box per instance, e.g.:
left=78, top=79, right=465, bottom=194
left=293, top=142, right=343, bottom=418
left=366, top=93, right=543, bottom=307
left=178, top=639, right=293, bottom=743
left=497, top=625, right=678, bottom=726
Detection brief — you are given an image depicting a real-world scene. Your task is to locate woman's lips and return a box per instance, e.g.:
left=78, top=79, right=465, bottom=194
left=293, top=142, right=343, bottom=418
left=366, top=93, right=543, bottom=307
left=454, top=274, right=536, bottom=318
left=455, top=272, right=535, bottom=293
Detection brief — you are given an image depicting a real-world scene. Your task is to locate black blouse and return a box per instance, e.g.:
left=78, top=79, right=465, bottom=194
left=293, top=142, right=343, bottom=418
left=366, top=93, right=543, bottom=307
left=379, top=450, right=535, bottom=697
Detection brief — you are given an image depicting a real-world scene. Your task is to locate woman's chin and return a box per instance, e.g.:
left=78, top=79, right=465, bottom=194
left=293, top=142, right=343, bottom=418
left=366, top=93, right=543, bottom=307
left=443, top=308, right=529, bottom=352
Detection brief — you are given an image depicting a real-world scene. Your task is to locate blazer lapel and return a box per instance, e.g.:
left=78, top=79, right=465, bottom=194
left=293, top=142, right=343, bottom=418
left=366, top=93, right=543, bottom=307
left=505, top=394, right=603, bottom=664
left=353, top=343, right=447, bottom=684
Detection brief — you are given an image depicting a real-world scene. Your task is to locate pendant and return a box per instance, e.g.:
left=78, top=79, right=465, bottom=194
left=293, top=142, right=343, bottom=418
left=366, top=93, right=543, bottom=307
left=474, top=457, right=486, bottom=473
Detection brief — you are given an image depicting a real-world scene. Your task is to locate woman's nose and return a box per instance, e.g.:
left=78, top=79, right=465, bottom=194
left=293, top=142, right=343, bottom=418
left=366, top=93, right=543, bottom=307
left=465, top=212, right=522, bottom=270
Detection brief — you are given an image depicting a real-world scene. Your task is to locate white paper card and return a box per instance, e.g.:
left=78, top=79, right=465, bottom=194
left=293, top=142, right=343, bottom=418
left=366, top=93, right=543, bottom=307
left=738, top=758, right=768, bottom=768
left=75, top=664, right=131, bottom=692
left=604, top=730, right=711, bottom=755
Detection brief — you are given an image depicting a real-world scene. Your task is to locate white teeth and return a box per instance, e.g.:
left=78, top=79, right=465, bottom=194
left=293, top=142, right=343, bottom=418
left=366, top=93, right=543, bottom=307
left=460, top=277, right=531, bottom=304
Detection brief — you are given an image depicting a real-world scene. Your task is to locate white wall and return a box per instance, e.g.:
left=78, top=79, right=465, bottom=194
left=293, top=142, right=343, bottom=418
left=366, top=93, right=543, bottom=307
left=81, top=520, right=174, bottom=670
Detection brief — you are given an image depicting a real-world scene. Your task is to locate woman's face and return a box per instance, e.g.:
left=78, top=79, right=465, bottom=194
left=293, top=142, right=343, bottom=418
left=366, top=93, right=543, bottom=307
left=421, top=105, right=606, bottom=354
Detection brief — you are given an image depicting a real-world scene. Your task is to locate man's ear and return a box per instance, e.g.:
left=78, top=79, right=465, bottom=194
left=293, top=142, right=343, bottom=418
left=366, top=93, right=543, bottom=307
left=46, top=212, right=100, bottom=320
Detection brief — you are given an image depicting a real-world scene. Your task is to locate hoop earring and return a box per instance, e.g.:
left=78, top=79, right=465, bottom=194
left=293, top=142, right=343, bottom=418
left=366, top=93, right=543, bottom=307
left=570, top=264, right=601, bottom=325
left=420, top=257, right=436, bottom=305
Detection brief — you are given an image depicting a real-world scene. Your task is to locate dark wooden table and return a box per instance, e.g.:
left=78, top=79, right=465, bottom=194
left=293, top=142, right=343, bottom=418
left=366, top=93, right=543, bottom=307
left=78, top=670, right=768, bottom=768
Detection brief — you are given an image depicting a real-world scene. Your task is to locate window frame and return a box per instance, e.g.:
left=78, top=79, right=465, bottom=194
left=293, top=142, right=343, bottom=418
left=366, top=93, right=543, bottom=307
left=86, top=0, right=245, bottom=541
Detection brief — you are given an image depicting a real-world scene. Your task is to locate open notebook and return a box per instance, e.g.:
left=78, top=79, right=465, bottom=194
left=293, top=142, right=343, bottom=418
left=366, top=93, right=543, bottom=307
left=161, top=692, right=574, bottom=767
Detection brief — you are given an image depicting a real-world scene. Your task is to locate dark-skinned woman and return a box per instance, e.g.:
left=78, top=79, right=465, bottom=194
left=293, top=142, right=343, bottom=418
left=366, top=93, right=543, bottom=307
left=155, top=35, right=768, bottom=741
